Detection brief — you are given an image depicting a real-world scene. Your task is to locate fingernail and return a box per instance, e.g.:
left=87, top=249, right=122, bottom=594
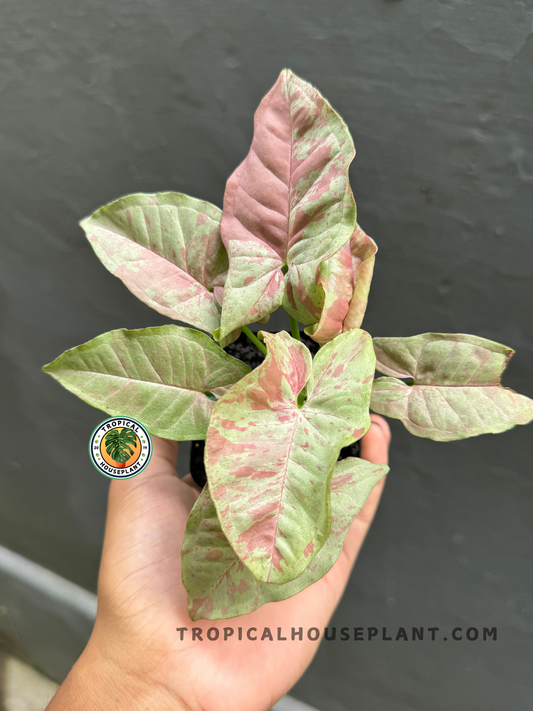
left=371, top=419, right=385, bottom=433
left=371, top=419, right=391, bottom=448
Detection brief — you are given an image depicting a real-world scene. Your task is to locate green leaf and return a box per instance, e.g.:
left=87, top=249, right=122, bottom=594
left=43, top=326, right=250, bottom=441
left=371, top=333, right=533, bottom=441
left=105, top=428, right=137, bottom=464
left=182, top=457, right=388, bottom=620
left=81, top=192, right=229, bottom=334
left=218, top=69, right=357, bottom=339
left=206, top=329, right=375, bottom=584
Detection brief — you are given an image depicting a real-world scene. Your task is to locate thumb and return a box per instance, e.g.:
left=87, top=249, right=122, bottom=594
left=357, top=414, right=391, bottom=523
left=361, top=414, right=391, bottom=465
left=340, top=415, right=391, bottom=567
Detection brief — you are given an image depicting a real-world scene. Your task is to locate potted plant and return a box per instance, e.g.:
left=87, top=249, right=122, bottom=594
left=43, top=69, right=533, bottom=621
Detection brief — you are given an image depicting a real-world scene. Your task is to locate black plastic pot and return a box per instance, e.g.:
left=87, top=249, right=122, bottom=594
left=189, top=330, right=361, bottom=488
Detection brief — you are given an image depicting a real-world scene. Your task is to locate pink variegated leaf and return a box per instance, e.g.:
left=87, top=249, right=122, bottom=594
left=281, top=258, right=325, bottom=325
left=218, top=69, right=357, bottom=339
left=206, top=329, right=375, bottom=584
left=371, top=333, right=533, bottom=441
left=182, top=457, right=388, bottom=620
left=42, top=326, right=250, bottom=441
left=303, top=223, right=377, bottom=344
left=81, top=192, right=229, bottom=334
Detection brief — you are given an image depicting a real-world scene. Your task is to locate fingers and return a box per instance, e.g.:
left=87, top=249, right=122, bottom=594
left=102, top=436, right=195, bottom=556
left=97, top=436, right=198, bottom=611
left=106, top=435, right=179, bottom=510
left=150, top=435, right=180, bottom=468
left=181, top=473, right=203, bottom=493
left=127, top=435, right=179, bottom=482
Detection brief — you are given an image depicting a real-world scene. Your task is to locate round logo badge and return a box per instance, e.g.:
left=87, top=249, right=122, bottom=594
left=89, top=417, right=152, bottom=479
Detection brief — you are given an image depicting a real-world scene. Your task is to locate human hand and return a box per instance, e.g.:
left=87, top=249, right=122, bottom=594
left=48, top=415, right=390, bottom=711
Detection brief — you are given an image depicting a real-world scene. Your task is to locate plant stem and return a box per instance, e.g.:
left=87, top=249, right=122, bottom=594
left=242, top=326, right=267, bottom=356
left=289, top=315, right=301, bottom=341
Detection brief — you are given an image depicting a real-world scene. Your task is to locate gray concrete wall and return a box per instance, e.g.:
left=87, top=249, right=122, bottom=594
left=1, top=1, right=532, bottom=708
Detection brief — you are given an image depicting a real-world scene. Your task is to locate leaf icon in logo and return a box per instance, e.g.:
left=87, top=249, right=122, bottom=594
left=104, top=428, right=138, bottom=466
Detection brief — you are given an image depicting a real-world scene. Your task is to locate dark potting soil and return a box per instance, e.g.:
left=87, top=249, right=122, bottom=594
left=224, top=329, right=321, bottom=367
left=189, top=330, right=361, bottom=488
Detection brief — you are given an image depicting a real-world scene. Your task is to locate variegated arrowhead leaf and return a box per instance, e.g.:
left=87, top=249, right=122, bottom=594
left=42, top=326, right=250, bottom=440
left=182, top=457, right=388, bottom=620
left=218, top=69, right=357, bottom=339
left=81, top=192, right=229, bottom=334
left=371, top=333, right=533, bottom=441
left=302, top=223, right=377, bottom=345
left=206, top=329, right=375, bottom=584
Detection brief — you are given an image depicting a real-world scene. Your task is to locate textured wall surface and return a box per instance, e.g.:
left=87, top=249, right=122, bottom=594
left=1, top=0, right=532, bottom=708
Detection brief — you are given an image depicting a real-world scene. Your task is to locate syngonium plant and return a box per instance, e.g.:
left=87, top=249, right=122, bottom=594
left=43, top=69, right=533, bottom=620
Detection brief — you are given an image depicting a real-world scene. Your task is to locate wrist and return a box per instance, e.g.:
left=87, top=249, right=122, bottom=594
left=47, top=639, right=188, bottom=711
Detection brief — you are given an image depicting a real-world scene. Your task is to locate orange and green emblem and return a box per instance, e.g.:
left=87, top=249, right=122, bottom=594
left=89, top=417, right=152, bottom=479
